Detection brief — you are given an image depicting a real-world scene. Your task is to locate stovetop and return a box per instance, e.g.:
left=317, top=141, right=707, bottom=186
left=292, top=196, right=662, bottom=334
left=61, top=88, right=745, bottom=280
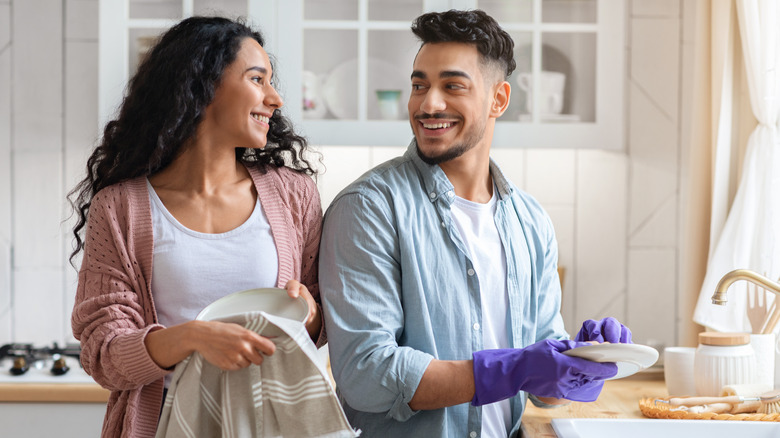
left=0, top=343, right=96, bottom=384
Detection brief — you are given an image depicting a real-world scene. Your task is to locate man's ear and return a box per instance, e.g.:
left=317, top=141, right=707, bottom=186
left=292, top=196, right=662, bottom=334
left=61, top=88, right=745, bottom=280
left=490, top=81, right=511, bottom=118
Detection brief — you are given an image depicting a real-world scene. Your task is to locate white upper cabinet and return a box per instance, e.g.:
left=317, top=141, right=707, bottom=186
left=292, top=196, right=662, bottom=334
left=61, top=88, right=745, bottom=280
left=99, top=0, right=625, bottom=149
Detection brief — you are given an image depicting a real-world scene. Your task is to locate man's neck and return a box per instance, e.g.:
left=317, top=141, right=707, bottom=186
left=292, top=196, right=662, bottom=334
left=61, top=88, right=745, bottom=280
left=439, top=145, right=493, bottom=203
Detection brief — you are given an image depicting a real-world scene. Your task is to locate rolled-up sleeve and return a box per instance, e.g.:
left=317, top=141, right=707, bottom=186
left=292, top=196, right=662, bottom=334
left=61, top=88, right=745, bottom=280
left=532, top=211, right=569, bottom=342
left=320, top=191, right=434, bottom=422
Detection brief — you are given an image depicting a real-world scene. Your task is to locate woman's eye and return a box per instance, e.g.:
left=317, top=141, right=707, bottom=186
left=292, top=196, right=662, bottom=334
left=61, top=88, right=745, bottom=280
left=251, top=76, right=263, bottom=83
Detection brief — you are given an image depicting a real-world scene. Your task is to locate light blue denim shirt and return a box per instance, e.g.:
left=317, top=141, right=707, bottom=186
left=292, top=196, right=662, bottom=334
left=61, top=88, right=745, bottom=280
left=320, top=141, right=569, bottom=438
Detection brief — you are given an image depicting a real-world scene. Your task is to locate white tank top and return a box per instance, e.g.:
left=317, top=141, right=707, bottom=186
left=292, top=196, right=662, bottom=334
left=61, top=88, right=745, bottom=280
left=146, top=179, right=279, bottom=330
left=451, top=187, right=511, bottom=437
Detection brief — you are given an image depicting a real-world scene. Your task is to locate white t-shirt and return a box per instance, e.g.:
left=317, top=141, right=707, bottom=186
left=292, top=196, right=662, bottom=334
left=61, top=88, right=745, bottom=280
left=147, top=180, right=279, bottom=384
left=451, top=188, right=510, bottom=437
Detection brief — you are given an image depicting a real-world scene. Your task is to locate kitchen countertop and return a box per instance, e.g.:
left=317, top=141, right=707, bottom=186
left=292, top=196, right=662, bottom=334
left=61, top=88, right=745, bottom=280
left=521, top=370, right=666, bottom=437
left=0, top=382, right=109, bottom=402
left=0, top=357, right=110, bottom=403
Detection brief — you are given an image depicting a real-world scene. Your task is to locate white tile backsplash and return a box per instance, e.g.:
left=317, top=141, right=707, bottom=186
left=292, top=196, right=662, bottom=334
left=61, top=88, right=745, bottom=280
left=65, top=0, right=99, bottom=41
left=64, top=41, right=99, bottom=155
left=370, top=146, right=406, bottom=167
left=631, top=0, right=680, bottom=17
left=0, top=47, right=10, bottom=242
left=627, top=249, right=677, bottom=346
left=490, top=148, right=526, bottom=190
left=631, top=17, right=680, bottom=121
left=0, top=3, right=10, bottom=50
left=629, top=82, right=678, bottom=165
left=544, top=205, right=576, bottom=330
left=12, top=0, right=63, bottom=152
left=575, top=150, right=628, bottom=321
left=0, top=307, right=10, bottom=345
left=14, top=268, right=65, bottom=345
left=12, top=151, right=64, bottom=269
left=317, top=146, right=372, bottom=209
left=630, top=160, right=678, bottom=240
left=525, top=149, right=576, bottom=205
left=629, top=80, right=679, bottom=234
left=630, top=194, right=678, bottom=247
left=0, top=241, right=10, bottom=315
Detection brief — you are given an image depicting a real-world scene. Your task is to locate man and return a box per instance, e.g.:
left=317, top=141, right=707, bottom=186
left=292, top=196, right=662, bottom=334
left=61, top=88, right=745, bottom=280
left=320, top=9, right=632, bottom=437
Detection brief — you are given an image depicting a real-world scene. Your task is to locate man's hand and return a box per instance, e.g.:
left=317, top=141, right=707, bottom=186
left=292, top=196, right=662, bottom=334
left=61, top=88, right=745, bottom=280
left=574, top=317, right=632, bottom=344
left=471, top=339, right=618, bottom=406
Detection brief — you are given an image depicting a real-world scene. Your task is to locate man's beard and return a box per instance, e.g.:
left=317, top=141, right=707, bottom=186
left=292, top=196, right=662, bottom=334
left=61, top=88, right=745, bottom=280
left=415, top=121, right=485, bottom=165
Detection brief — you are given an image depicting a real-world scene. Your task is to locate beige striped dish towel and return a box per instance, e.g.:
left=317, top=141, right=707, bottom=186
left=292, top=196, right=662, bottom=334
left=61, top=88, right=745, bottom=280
left=156, top=312, right=359, bottom=438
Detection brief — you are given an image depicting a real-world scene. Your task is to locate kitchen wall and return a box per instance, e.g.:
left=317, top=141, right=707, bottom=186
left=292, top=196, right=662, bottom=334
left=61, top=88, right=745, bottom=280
left=0, top=0, right=698, bottom=351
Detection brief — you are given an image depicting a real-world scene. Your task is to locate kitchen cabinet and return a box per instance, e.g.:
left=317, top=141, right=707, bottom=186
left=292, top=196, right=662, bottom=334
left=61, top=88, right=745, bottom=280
left=99, top=0, right=624, bottom=149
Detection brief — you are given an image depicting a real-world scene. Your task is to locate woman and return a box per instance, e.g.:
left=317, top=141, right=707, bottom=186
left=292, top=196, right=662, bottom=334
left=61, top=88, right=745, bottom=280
left=69, top=16, right=324, bottom=437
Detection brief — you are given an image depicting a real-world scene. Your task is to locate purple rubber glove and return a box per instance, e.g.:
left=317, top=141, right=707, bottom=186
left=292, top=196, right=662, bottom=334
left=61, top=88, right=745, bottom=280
left=471, top=339, right=618, bottom=406
left=574, top=317, right=632, bottom=344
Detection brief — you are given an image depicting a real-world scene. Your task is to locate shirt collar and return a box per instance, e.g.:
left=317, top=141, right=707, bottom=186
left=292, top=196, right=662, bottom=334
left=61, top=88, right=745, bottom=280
left=404, top=139, right=515, bottom=203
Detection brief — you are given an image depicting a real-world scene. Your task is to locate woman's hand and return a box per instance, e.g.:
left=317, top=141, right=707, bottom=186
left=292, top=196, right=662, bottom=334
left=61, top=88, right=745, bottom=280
left=284, top=279, right=322, bottom=341
left=189, top=321, right=276, bottom=371
left=145, top=320, right=276, bottom=371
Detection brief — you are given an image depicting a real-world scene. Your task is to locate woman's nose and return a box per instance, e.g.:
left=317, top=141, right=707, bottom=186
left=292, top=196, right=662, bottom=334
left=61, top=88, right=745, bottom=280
left=267, top=84, right=283, bottom=109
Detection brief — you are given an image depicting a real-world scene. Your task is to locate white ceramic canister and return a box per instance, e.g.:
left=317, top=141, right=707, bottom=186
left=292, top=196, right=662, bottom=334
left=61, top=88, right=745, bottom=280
left=694, top=332, right=757, bottom=396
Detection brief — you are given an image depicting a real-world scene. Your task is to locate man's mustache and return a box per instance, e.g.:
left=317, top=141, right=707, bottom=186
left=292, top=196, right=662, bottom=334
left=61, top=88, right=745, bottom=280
left=413, top=113, right=462, bottom=121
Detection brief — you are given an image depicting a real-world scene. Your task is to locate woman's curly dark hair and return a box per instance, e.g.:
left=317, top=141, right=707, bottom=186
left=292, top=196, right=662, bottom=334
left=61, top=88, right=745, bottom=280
left=68, top=16, right=319, bottom=264
left=411, top=9, right=516, bottom=79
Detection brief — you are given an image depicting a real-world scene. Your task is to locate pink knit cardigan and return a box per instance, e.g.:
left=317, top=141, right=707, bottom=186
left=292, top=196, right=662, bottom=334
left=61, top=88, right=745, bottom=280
left=71, top=164, right=324, bottom=438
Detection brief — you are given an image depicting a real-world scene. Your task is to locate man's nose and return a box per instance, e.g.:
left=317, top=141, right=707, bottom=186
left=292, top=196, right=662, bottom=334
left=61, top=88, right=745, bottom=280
left=419, top=88, right=446, bottom=114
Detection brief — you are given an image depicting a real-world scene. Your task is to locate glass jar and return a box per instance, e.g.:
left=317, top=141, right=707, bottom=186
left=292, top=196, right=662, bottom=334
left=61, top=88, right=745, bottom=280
left=694, top=332, right=757, bottom=396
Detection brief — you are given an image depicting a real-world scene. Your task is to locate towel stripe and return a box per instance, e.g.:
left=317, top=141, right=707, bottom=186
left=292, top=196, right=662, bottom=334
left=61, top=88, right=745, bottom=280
left=172, top=395, right=197, bottom=438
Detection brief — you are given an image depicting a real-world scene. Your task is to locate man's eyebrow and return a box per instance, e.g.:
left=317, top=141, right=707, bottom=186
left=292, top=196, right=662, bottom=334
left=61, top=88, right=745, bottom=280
left=410, top=70, right=472, bottom=80
left=440, top=70, right=471, bottom=80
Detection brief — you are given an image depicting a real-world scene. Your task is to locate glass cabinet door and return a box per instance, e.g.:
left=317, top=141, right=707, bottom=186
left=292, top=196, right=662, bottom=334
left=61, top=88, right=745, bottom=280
left=98, top=0, right=253, bottom=127
left=262, top=0, right=447, bottom=145
left=100, top=0, right=624, bottom=149
left=263, top=0, right=623, bottom=149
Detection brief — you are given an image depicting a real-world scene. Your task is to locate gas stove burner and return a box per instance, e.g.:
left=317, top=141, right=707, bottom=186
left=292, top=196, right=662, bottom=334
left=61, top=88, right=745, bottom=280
left=10, top=357, right=29, bottom=376
left=0, top=342, right=82, bottom=377
left=51, top=357, right=70, bottom=376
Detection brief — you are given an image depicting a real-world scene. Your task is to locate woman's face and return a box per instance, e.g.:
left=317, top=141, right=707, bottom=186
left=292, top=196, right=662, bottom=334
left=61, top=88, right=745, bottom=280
left=202, top=38, right=283, bottom=149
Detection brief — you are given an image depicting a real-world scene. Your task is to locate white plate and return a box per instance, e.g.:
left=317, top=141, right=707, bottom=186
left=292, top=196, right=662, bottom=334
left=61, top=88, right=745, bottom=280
left=321, top=57, right=409, bottom=120
left=563, top=343, right=659, bottom=380
left=195, top=288, right=309, bottom=323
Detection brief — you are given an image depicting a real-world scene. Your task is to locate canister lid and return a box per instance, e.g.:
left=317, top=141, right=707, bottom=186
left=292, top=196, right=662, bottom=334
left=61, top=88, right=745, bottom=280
left=698, top=332, right=751, bottom=346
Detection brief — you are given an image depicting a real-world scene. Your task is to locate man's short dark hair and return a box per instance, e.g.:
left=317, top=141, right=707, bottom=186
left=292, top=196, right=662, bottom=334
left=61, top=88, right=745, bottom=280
left=411, top=9, right=516, bottom=80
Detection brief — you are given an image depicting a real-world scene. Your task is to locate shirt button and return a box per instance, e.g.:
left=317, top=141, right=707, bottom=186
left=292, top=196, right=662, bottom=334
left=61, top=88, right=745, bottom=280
left=441, top=221, right=446, bottom=228
left=429, top=191, right=436, bottom=199
left=473, top=323, right=480, bottom=331
left=470, top=432, right=477, bottom=438
left=467, top=268, right=475, bottom=276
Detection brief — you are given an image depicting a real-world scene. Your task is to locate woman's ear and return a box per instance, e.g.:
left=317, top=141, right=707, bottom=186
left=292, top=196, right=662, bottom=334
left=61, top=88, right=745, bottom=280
left=490, top=81, right=511, bottom=118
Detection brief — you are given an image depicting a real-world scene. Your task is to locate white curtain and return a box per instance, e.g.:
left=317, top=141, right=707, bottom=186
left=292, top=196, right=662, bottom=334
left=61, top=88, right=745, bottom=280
left=693, top=0, right=780, bottom=332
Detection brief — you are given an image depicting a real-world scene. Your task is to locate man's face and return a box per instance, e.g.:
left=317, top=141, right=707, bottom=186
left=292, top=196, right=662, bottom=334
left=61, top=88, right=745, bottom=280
left=408, top=42, right=496, bottom=165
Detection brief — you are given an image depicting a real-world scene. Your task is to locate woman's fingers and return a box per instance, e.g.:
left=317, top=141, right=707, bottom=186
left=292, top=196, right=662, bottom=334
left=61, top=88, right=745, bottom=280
left=285, top=279, right=303, bottom=298
left=285, top=279, right=318, bottom=324
left=194, top=321, right=276, bottom=370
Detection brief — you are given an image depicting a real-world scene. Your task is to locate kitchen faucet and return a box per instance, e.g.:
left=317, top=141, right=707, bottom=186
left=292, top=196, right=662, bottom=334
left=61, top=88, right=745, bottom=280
left=711, top=269, right=780, bottom=305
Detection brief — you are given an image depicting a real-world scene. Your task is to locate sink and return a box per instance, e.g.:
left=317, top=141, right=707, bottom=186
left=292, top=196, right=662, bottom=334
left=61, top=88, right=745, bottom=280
left=551, top=418, right=780, bottom=438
